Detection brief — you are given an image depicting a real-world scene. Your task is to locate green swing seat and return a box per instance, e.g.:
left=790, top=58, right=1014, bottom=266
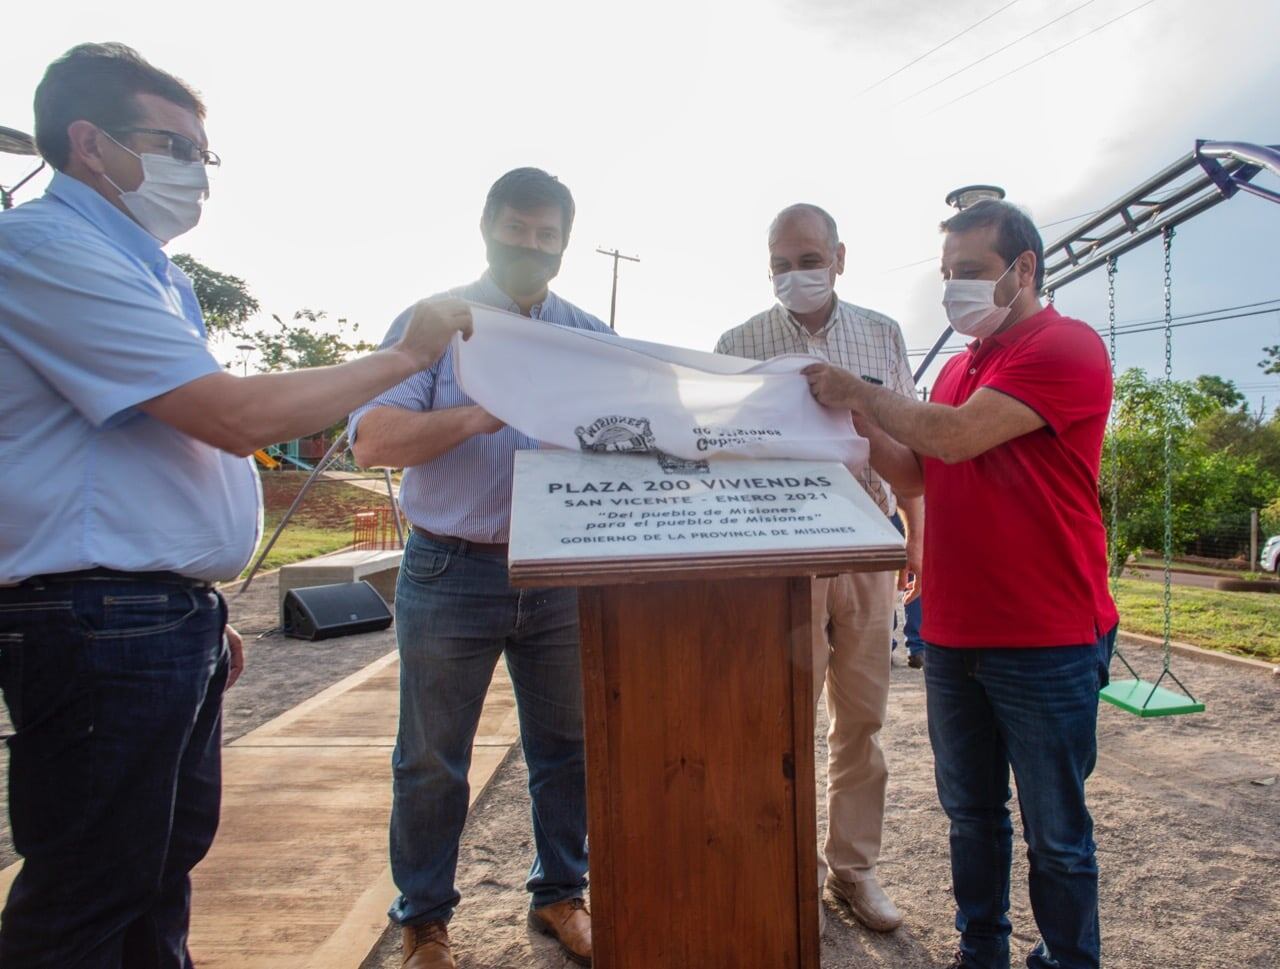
left=1099, top=676, right=1205, bottom=718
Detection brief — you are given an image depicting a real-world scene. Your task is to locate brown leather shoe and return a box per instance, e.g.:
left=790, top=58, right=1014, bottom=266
left=528, top=897, right=592, bottom=966
left=402, top=920, right=455, bottom=969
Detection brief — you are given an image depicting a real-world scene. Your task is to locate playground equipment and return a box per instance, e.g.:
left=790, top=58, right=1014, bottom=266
left=923, top=139, right=1280, bottom=717
left=0, top=126, right=44, bottom=211
left=238, top=428, right=403, bottom=594
left=252, top=449, right=281, bottom=470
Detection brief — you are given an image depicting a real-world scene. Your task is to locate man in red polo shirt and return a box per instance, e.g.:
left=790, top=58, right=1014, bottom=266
left=803, top=199, right=1116, bottom=969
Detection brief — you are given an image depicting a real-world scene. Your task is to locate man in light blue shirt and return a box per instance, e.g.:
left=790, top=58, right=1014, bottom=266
left=0, top=43, right=470, bottom=969
left=351, top=168, right=609, bottom=969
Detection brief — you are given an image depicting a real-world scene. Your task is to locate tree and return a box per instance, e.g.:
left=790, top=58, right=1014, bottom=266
left=1262, top=344, right=1280, bottom=376
left=249, top=309, right=377, bottom=373
left=1192, top=374, right=1244, bottom=413
left=171, top=253, right=259, bottom=336
left=1103, top=369, right=1280, bottom=569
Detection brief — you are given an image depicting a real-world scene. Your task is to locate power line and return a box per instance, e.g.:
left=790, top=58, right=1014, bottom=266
left=927, top=0, right=1162, bottom=114
left=1110, top=299, right=1280, bottom=334
left=906, top=303, right=1280, bottom=359
left=854, top=0, right=1025, bottom=98
left=895, top=0, right=1100, bottom=107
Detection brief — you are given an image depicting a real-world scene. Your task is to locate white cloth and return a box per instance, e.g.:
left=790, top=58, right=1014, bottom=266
left=453, top=303, right=868, bottom=469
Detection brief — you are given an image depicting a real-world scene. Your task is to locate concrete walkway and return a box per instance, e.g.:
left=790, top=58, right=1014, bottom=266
left=187, top=651, right=517, bottom=969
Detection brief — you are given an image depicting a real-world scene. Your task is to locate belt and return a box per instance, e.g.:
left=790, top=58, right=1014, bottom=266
left=416, top=528, right=509, bottom=557
left=23, top=567, right=215, bottom=589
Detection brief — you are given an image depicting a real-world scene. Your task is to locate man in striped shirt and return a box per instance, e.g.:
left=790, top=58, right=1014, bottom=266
left=351, top=169, right=608, bottom=969
left=715, top=203, right=922, bottom=934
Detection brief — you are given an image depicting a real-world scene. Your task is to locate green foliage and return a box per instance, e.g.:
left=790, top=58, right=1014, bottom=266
left=249, top=309, right=377, bottom=373
left=1102, top=368, right=1280, bottom=570
left=1262, top=496, right=1280, bottom=537
left=1262, top=344, right=1280, bottom=376
left=171, top=253, right=259, bottom=335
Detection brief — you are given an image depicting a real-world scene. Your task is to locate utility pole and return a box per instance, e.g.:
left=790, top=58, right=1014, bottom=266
left=596, top=247, right=640, bottom=330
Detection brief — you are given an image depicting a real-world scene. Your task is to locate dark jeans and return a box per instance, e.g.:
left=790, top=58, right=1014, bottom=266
left=388, top=532, right=587, bottom=926
left=924, top=627, right=1116, bottom=969
left=0, top=575, right=228, bottom=969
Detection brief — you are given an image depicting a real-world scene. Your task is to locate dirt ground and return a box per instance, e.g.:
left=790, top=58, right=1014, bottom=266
left=363, top=639, right=1279, bottom=969
left=0, top=571, right=397, bottom=870
left=1, top=578, right=1275, bottom=968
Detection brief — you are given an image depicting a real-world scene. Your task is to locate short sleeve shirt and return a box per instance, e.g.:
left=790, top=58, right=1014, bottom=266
left=0, top=172, right=261, bottom=583
left=921, top=305, right=1119, bottom=647
left=715, top=298, right=916, bottom=517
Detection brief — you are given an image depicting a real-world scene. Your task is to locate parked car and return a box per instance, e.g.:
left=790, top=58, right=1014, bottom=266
left=1263, top=534, right=1280, bottom=573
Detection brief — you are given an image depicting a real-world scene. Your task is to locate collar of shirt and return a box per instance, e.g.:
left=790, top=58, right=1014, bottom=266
left=46, top=170, right=168, bottom=273
left=780, top=295, right=840, bottom=340
left=967, top=303, right=1062, bottom=361
left=470, top=269, right=562, bottom=321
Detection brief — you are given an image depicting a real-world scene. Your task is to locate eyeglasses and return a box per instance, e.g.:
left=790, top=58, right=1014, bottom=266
left=109, top=127, right=221, bottom=167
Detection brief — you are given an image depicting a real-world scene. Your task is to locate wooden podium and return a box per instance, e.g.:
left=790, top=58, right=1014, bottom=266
left=508, top=452, right=905, bottom=969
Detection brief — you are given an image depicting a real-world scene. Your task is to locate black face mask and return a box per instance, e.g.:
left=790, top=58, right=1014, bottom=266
left=485, top=237, right=563, bottom=295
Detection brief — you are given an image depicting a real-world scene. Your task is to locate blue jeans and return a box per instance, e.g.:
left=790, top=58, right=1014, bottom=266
left=888, top=512, right=924, bottom=658
left=0, top=575, right=228, bottom=969
left=901, top=596, right=925, bottom=658
left=924, top=627, right=1116, bottom=969
left=389, top=532, right=588, bottom=926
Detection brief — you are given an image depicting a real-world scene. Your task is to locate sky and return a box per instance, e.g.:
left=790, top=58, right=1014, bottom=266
left=3, top=0, right=1278, bottom=410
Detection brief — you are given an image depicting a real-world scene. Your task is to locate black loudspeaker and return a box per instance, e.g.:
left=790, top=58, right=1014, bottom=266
left=282, top=581, right=393, bottom=641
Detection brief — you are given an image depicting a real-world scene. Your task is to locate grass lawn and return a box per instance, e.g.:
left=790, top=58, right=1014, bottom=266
left=242, top=524, right=354, bottom=575
left=1113, top=577, right=1279, bottom=662
left=239, top=472, right=399, bottom=577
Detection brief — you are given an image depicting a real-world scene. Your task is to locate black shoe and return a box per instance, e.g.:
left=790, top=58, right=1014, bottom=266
left=907, top=653, right=924, bottom=669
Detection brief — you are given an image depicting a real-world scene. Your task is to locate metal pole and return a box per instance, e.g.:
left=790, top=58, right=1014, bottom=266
left=596, top=247, right=640, bottom=331
left=384, top=467, right=405, bottom=548
left=609, top=257, right=620, bottom=329
left=1251, top=508, right=1260, bottom=571
left=237, top=429, right=349, bottom=594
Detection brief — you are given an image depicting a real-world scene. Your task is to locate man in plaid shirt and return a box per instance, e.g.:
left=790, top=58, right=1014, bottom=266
left=716, top=203, right=922, bottom=933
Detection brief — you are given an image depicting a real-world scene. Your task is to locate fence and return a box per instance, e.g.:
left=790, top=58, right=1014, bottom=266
left=1176, top=509, right=1264, bottom=569
left=352, top=508, right=401, bottom=551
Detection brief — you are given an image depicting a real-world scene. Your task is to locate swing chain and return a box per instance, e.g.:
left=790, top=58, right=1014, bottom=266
left=1161, top=226, right=1175, bottom=669
left=1106, top=257, right=1119, bottom=581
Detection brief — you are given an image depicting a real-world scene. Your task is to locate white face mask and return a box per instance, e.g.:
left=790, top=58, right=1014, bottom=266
left=102, top=133, right=209, bottom=243
left=942, top=261, right=1022, bottom=339
left=772, top=262, right=836, bottom=315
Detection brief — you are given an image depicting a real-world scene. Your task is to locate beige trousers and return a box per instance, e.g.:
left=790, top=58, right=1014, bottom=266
left=811, top=570, right=894, bottom=885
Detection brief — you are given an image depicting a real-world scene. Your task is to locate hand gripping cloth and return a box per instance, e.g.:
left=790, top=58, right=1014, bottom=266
left=452, top=303, right=869, bottom=471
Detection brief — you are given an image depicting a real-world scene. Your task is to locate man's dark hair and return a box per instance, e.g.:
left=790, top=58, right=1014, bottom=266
left=482, top=168, right=576, bottom=245
left=34, top=42, right=205, bottom=171
left=940, top=199, right=1045, bottom=291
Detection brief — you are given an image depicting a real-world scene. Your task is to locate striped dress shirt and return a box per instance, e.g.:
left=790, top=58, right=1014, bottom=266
left=715, top=297, right=916, bottom=517
left=349, top=273, right=611, bottom=543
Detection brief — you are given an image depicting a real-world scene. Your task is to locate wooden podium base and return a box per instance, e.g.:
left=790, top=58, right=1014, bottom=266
left=577, top=576, right=820, bottom=969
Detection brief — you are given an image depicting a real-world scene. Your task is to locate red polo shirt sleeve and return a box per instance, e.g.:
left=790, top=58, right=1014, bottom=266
left=980, top=317, right=1112, bottom=433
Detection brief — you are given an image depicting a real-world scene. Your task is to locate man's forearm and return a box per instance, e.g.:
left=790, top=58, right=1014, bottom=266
left=900, top=493, right=924, bottom=543
left=351, top=405, right=492, bottom=469
left=228, top=351, right=423, bottom=450
left=142, top=350, right=421, bottom=457
left=859, top=418, right=924, bottom=498
left=861, top=388, right=958, bottom=461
